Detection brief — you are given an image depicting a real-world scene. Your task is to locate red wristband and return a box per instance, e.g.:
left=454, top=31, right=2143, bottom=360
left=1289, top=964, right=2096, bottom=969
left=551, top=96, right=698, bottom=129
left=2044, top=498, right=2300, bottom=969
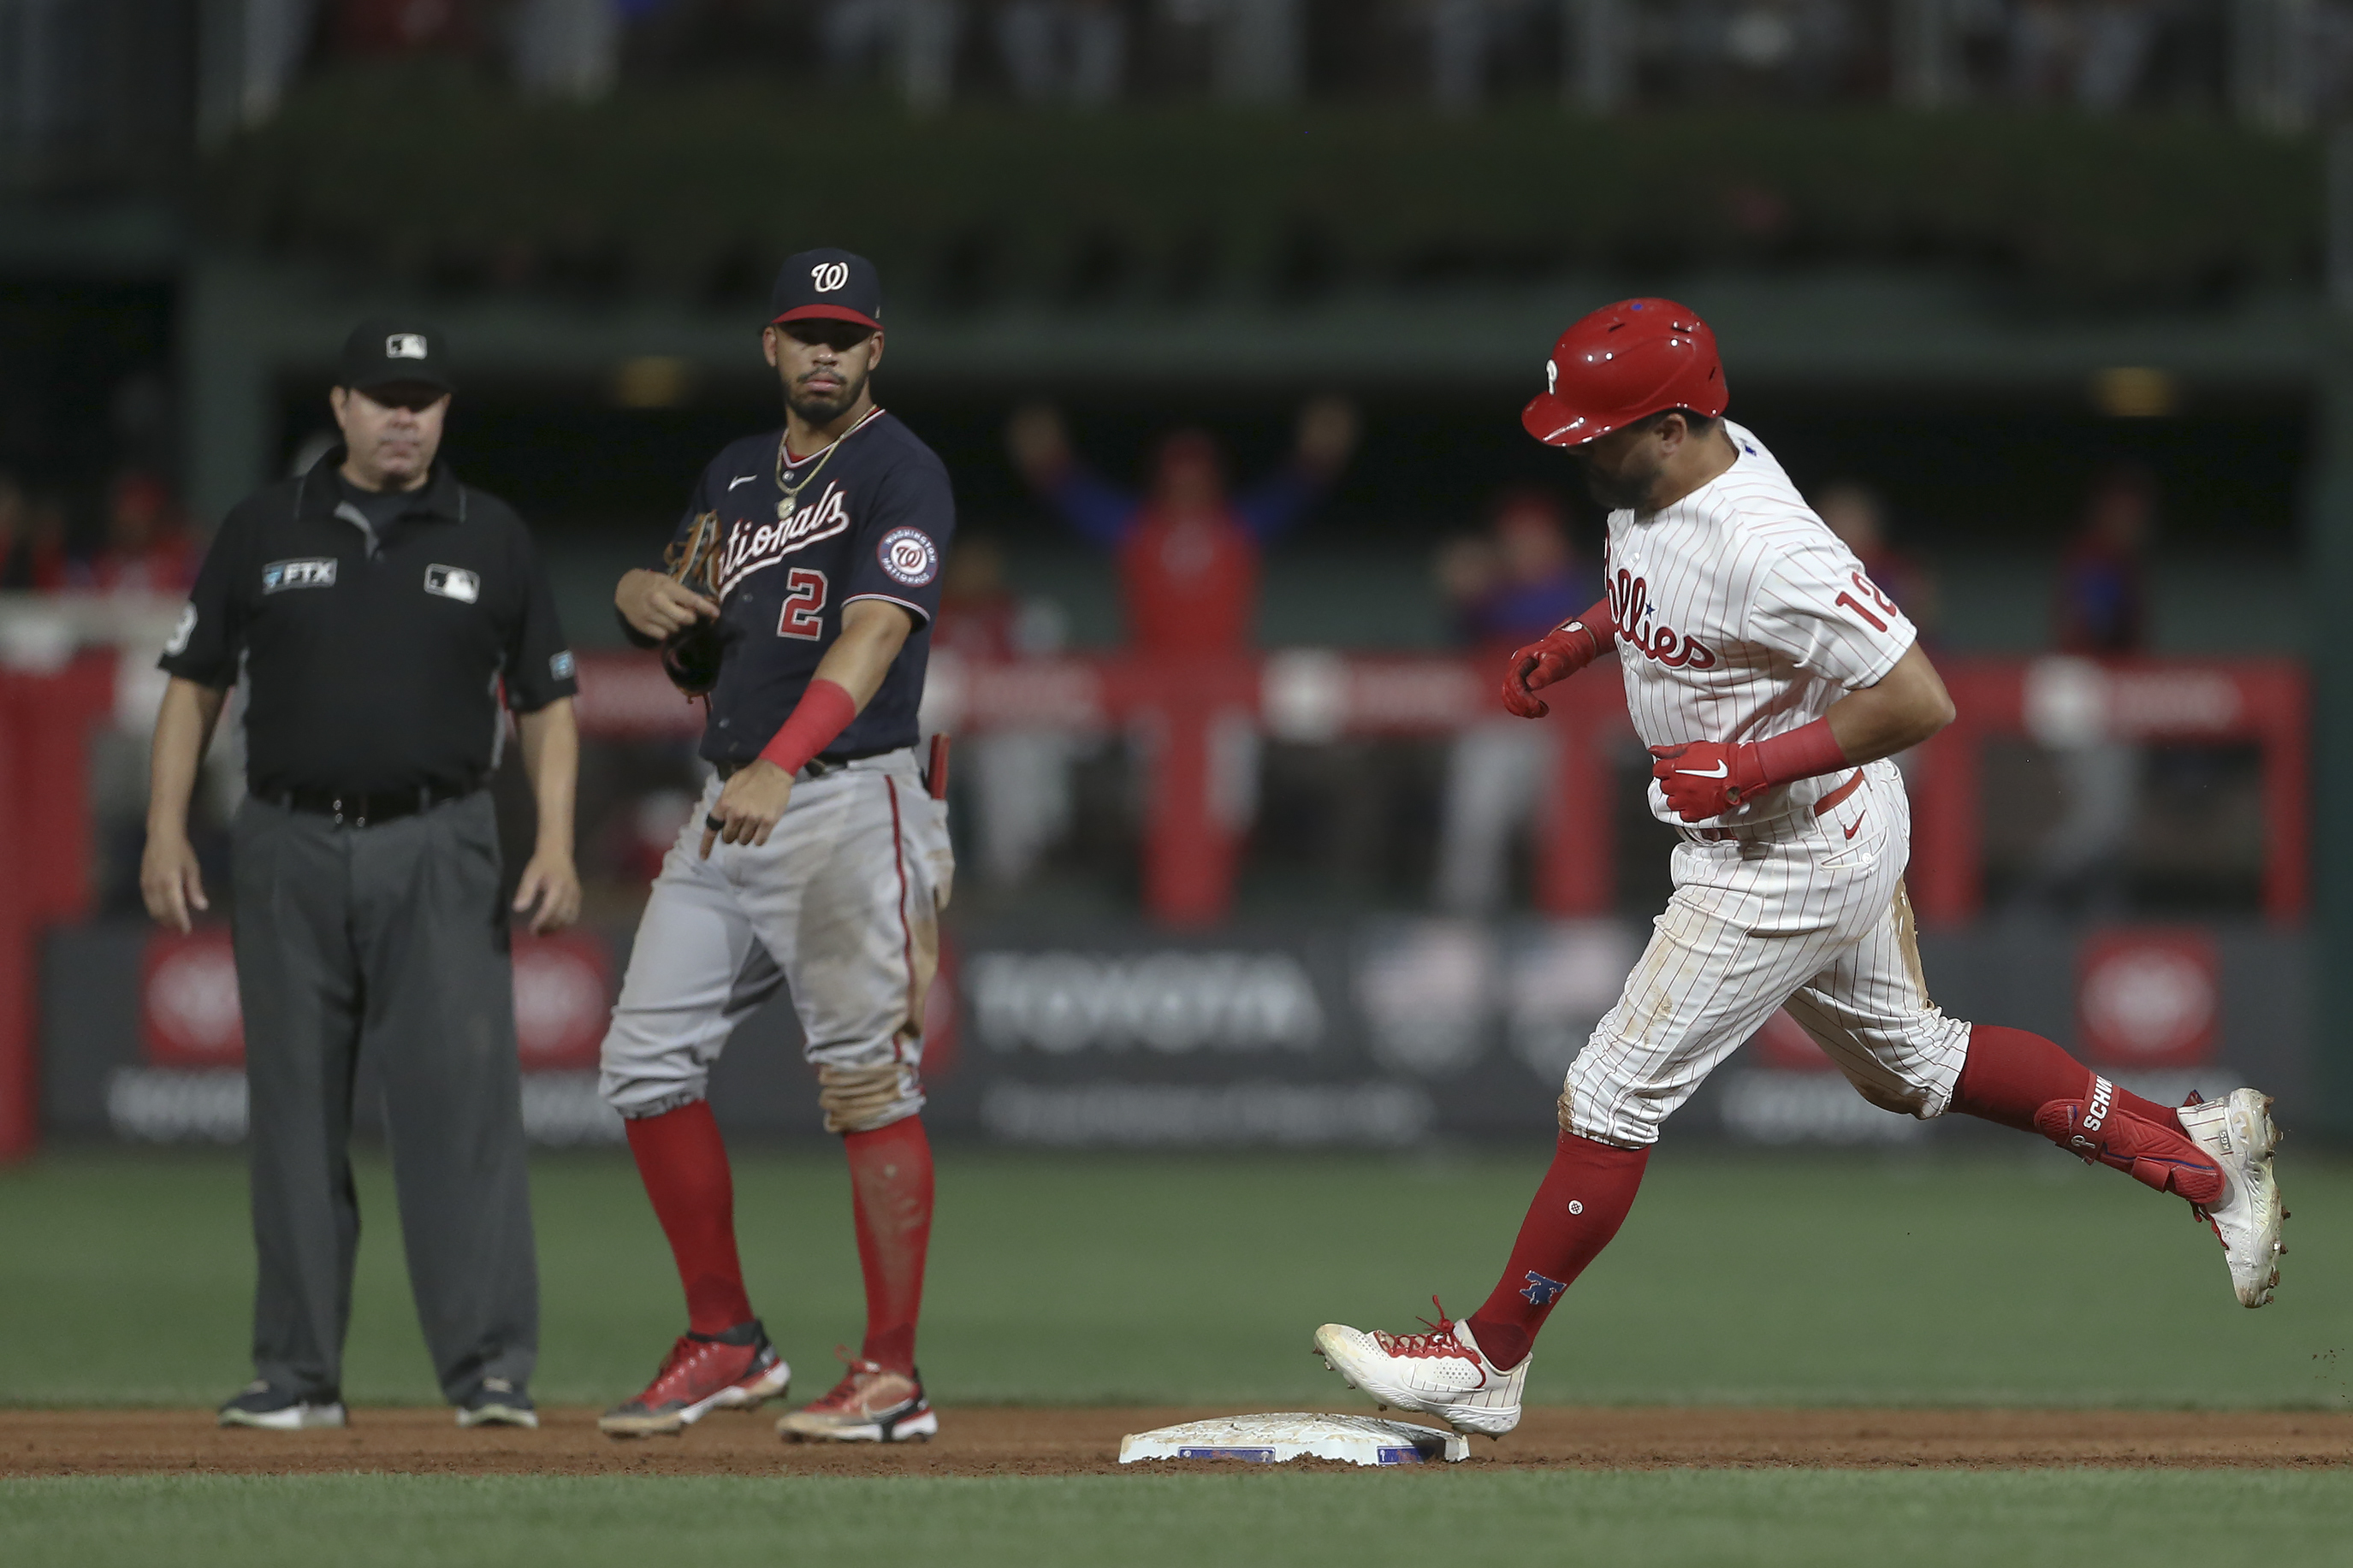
left=1745, top=718, right=1849, bottom=790
left=757, top=678, right=858, bottom=775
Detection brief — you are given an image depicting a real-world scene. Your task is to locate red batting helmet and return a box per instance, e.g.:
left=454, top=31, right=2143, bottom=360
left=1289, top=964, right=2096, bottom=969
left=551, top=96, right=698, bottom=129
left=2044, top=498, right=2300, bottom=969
left=1520, top=299, right=1727, bottom=447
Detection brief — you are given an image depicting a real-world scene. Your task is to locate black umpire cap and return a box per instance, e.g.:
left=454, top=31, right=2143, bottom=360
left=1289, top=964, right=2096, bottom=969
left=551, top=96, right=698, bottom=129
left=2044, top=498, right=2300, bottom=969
left=770, top=249, right=883, bottom=334
left=338, top=316, right=455, bottom=397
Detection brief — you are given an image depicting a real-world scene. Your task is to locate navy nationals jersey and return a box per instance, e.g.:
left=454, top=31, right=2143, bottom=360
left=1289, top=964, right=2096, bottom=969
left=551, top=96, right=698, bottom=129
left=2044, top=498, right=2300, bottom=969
left=661, top=408, right=954, bottom=766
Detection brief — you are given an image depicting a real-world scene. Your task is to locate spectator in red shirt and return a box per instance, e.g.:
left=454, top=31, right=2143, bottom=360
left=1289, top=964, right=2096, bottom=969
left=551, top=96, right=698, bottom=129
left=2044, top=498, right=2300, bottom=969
left=930, top=532, right=1064, bottom=666
left=1005, top=398, right=1357, bottom=654
left=78, top=472, right=196, bottom=596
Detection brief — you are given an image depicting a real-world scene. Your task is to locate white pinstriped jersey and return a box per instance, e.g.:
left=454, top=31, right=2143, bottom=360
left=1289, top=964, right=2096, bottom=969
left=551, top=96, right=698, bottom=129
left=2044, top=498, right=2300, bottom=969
left=1605, top=421, right=1916, bottom=828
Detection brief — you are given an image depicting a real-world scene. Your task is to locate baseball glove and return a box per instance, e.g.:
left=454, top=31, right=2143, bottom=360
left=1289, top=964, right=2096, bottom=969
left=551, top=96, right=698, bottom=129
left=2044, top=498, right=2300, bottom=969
left=659, top=510, right=726, bottom=695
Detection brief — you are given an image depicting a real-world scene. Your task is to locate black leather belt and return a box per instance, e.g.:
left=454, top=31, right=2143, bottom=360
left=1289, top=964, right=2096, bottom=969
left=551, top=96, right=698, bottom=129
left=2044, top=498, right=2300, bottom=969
left=265, top=782, right=476, bottom=827
left=714, top=756, right=841, bottom=783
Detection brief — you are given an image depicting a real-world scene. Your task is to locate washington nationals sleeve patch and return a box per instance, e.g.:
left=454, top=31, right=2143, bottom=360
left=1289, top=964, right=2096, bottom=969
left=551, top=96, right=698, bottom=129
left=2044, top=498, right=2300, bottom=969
left=877, top=527, right=939, bottom=588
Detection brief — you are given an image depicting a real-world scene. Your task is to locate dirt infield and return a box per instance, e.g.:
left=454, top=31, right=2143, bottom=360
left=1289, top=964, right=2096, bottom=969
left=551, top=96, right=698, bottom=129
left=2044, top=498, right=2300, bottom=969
left=4, top=1406, right=2351, bottom=1477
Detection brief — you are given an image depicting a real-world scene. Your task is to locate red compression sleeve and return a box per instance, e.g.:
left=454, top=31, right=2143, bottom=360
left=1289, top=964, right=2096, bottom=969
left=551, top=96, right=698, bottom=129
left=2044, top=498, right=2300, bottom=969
left=1745, top=717, right=1849, bottom=788
left=757, top=677, right=858, bottom=774
left=846, top=1115, right=935, bottom=1376
left=624, top=1102, right=754, bottom=1335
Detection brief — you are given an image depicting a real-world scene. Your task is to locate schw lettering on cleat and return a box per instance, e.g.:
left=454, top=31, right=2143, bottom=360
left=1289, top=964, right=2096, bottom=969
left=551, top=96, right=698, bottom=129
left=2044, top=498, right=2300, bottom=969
left=2082, top=1076, right=2114, bottom=1133
left=2034, top=1093, right=2224, bottom=1205
left=1519, top=1271, right=1568, bottom=1306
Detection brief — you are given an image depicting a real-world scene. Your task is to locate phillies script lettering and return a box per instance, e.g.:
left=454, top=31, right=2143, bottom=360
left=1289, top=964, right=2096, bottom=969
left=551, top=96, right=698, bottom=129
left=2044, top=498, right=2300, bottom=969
left=717, top=482, right=851, bottom=600
left=1609, top=568, right=1717, bottom=670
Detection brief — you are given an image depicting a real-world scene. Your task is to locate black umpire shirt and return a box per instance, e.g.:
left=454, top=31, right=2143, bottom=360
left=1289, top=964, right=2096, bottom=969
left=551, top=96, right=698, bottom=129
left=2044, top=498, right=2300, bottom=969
left=160, top=448, right=578, bottom=797
left=630, top=407, right=954, bottom=767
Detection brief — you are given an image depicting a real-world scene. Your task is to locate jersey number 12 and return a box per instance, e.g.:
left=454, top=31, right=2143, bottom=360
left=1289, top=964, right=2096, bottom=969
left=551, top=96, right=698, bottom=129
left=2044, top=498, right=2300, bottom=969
left=1834, top=571, right=1896, bottom=634
left=778, top=569, right=827, bottom=639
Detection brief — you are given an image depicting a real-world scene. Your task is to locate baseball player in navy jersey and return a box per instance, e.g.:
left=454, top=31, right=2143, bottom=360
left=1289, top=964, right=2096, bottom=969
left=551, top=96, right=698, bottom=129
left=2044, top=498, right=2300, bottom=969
left=1314, top=299, right=2287, bottom=1437
left=597, top=250, right=954, bottom=1442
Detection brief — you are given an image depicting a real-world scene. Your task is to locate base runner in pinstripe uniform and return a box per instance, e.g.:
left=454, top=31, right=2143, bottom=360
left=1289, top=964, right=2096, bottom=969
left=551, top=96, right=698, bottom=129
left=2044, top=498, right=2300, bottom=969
left=1314, top=299, right=2286, bottom=1438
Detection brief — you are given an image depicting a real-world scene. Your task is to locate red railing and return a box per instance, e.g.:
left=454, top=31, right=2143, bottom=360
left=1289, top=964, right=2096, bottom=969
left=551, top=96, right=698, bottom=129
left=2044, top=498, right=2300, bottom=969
left=574, top=648, right=2311, bottom=930
left=0, top=656, right=113, bottom=1160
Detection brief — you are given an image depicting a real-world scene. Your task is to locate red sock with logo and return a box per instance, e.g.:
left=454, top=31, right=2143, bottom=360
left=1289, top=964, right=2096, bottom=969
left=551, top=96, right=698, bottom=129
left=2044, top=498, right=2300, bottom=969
left=1951, top=1024, right=2184, bottom=1132
left=1464, top=1131, right=1650, bottom=1373
left=624, top=1100, right=756, bottom=1335
left=845, top=1115, right=934, bottom=1376
left=1952, top=1025, right=2219, bottom=1203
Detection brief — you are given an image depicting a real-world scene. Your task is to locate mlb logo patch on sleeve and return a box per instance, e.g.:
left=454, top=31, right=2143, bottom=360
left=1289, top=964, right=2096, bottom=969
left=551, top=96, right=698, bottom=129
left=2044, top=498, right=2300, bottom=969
left=263, top=558, right=337, bottom=593
left=549, top=650, right=575, bottom=680
left=424, top=564, right=481, bottom=603
left=878, top=527, right=939, bottom=588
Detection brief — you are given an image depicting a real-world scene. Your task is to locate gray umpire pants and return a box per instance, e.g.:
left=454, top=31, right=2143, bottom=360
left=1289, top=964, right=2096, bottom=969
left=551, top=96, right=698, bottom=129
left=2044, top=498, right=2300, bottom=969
left=229, top=790, right=538, bottom=1405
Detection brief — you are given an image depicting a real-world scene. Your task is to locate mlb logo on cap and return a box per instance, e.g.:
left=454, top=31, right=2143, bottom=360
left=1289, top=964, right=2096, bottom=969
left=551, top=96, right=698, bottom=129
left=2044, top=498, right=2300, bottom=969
left=339, top=315, right=454, bottom=395
left=771, top=248, right=883, bottom=333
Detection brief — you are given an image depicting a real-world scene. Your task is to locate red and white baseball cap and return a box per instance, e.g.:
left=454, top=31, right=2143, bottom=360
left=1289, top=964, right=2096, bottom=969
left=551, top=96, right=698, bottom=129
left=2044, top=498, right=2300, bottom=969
left=1521, top=298, right=1726, bottom=447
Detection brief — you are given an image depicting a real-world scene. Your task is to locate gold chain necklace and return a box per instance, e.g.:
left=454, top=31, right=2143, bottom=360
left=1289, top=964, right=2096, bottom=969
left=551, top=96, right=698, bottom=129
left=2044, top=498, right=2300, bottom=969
left=772, top=408, right=874, bottom=520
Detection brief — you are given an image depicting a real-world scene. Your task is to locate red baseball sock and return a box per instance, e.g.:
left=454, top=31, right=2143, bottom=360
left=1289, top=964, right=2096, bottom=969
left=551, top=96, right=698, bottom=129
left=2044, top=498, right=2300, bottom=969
left=845, top=1115, right=934, bottom=1376
left=1952, top=1025, right=2220, bottom=1202
left=1951, top=1024, right=2184, bottom=1133
left=624, top=1100, right=755, bottom=1336
left=1465, top=1132, right=1650, bottom=1373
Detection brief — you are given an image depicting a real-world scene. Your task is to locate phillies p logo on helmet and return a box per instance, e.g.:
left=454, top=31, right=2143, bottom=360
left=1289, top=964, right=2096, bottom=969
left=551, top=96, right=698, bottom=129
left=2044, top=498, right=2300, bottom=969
left=1521, top=298, right=1727, bottom=448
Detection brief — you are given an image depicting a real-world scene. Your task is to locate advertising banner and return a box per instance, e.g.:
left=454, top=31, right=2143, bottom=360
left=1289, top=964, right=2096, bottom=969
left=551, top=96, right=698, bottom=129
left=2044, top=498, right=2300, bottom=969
left=67, top=928, right=631, bottom=1146
left=41, top=918, right=2305, bottom=1149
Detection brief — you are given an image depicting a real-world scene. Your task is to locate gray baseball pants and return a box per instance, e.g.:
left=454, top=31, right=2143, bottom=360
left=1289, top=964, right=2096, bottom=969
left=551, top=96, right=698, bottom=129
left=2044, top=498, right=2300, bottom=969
left=599, top=748, right=953, bottom=1132
left=229, top=791, right=538, bottom=1405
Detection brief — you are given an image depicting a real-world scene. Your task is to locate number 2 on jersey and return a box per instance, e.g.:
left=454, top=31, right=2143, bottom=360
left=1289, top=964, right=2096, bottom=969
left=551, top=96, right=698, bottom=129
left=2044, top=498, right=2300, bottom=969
left=1834, top=571, right=1896, bottom=634
left=778, top=568, right=827, bottom=639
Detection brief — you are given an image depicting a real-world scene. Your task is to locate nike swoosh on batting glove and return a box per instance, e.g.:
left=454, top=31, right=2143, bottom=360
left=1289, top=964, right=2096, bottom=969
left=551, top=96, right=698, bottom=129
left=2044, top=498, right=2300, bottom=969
left=1648, top=719, right=1850, bottom=823
left=1500, top=599, right=1615, bottom=719
left=1648, top=740, right=1766, bottom=820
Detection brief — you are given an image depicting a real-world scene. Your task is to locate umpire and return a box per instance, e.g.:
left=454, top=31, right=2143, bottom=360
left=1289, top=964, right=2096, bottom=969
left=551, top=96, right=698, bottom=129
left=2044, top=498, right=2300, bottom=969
left=140, top=319, right=582, bottom=1431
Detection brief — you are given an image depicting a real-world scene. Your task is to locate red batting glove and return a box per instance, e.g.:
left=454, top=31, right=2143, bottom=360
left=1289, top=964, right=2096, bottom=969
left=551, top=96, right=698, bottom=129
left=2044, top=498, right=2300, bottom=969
left=1648, top=741, right=1766, bottom=821
left=1649, top=719, right=1851, bottom=822
left=1500, top=600, right=1615, bottom=719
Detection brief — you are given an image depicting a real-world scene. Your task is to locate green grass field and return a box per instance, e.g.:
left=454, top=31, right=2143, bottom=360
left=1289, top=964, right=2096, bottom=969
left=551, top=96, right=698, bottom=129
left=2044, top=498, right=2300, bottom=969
left=4, top=1145, right=2345, bottom=1565
left=4, top=1471, right=2350, bottom=1568
left=5, top=1147, right=2346, bottom=1409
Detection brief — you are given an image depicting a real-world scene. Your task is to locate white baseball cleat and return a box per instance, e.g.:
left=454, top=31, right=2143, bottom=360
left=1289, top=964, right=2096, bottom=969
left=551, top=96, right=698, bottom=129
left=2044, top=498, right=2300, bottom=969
left=1313, top=1299, right=1525, bottom=1438
left=2178, top=1089, right=2286, bottom=1308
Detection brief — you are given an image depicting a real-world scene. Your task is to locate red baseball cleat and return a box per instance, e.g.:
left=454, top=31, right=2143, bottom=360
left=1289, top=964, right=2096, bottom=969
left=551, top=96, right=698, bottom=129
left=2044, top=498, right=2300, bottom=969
left=775, top=1348, right=937, bottom=1443
left=598, top=1321, right=791, bottom=1438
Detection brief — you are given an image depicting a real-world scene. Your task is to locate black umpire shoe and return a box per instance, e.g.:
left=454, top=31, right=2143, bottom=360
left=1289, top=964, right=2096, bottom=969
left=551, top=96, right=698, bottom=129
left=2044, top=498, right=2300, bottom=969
left=456, top=1377, right=539, bottom=1429
left=216, top=1380, right=347, bottom=1430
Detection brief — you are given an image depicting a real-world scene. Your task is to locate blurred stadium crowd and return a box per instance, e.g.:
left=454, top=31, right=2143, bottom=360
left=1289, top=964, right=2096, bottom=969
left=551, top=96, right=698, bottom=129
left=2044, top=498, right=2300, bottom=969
left=0, top=0, right=2343, bottom=145
left=0, top=0, right=2307, bottom=935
